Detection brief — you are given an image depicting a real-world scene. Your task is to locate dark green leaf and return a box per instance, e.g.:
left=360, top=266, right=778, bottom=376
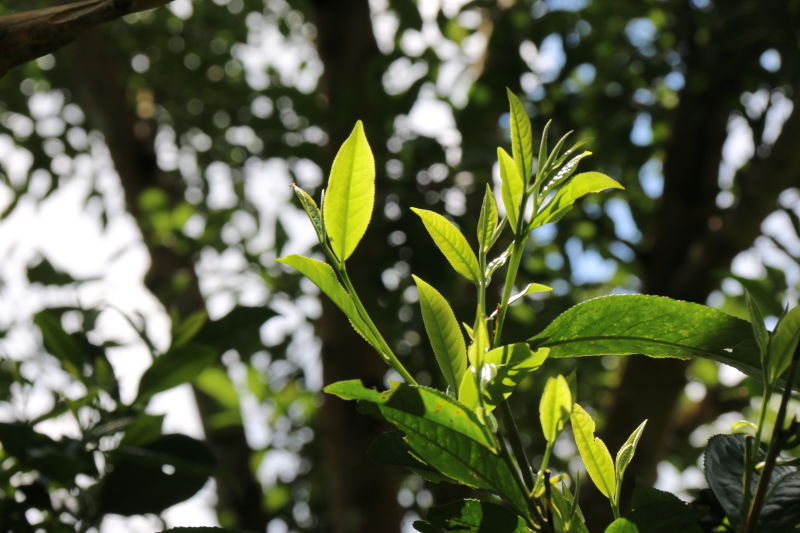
left=325, top=380, right=529, bottom=516
left=26, top=257, right=76, bottom=286
left=367, top=431, right=449, bottom=483
left=415, top=498, right=531, bottom=532
left=33, top=311, right=84, bottom=378
left=171, top=311, right=207, bottom=349
left=98, top=434, right=215, bottom=516
left=0, top=422, right=95, bottom=483
left=628, top=481, right=703, bottom=533
left=530, top=295, right=764, bottom=383
left=136, top=343, right=218, bottom=403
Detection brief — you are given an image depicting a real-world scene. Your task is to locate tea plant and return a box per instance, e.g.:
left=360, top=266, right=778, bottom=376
left=274, top=91, right=800, bottom=533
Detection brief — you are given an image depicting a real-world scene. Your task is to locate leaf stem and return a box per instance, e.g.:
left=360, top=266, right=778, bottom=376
left=336, top=265, right=417, bottom=385
left=742, top=344, right=800, bottom=533
left=493, top=236, right=527, bottom=347
left=532, top=440, right=554, bottom=496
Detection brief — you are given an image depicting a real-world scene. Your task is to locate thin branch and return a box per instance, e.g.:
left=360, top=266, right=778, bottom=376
left=0, top=0, right=173, bottom=77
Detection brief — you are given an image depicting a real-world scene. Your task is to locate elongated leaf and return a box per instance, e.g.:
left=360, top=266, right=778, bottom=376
left=768, top=305, right=800, bottom=381
left=532, top=171, right=623, bottom=228
left=414, top=275, right=467, bottom=391
left=507, top=89, right=533, bottom=186
left=276, top=255, right=377, bottom=349
left=411, top=208, right=481, bottom=283
left=744, top=290, right=769, bottom=359
left=460, top=344, right=549, bottom=412
left=477, top=184, right=499, bottom=253
left=414, top=498, right=530, bottom=533
left=136, top=343, right=218, bottom=403
left=540, top=375, right=572, bottom=443
left=171, top=311, right=207, bottom=349
left=498, top=148, right=524, bottom=229
left=535, top=120, right=552, bottom=187
left=530, top=295, right=765, bottom=383
left=325, top=380, right=529, bottom=515
left=571, top=404, right=615, bottom=499
left=615, top=420, right=647, bottom=483
left=322, top=121, right=375, bottom=261
left=291, top=183, right=324, bottom=242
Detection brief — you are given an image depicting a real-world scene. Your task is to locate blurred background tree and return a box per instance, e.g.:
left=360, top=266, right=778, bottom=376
left=0, top=0, right=798, bottom=531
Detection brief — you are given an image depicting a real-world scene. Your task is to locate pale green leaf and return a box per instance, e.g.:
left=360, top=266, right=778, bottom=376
left=507, top=89, right=533, bottom=185
left=498, top=148, right=524, bottom=229
left=276, top=255, right=377, bottom=349
left=615, top=419, right=647, bottom=484
left=534, top=120, right=552, bottom=188
left=533, top=171, right=623, bottom=228
left=768, top=305, right=800, bottom=381
left=507, top=282, right=552, bottom=307
left=411, top=208, right=480, bottom=283
left=540, top=374, right=573, bottom=443
left=605, top=518, right=639, bottom=533
left=322, top=121, right=375, bottom=261
left=413, top=275, right=467, bottom=391
left=477, top=184, right=499, bottom=253
left=571, top=404, right=615, bottom=499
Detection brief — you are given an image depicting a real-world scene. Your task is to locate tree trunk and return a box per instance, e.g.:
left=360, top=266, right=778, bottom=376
left=61, top=28, right=270, bottom=531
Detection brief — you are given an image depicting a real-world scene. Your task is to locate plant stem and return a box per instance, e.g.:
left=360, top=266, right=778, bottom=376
left=336, top=266, right=417, bottom=385
left=742, top=344, right=800, bottom=533
left=493, top=236, right=527, bottom=346
left=532, top=440, right=554, bottom=496
left=499, top=399, right=534, bottom=489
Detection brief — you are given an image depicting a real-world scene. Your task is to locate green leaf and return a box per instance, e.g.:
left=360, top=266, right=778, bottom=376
left=171, top=311, right=207, bottom=349
left=325, top=380, right=529, bottom=516
left=744, top=290, right=770, bottom=359
left=507, top=89, right=533, bottom=186
left=291, top=183, right=325, bottom=242
left=33, top=311, right=83, bottom=378
left=535, top=120, right=552, bottom=187
left=768, top=305, right=800, bottom=381
left=615, top=420, right=647, bottom=484
left=460, top=344, right=549, bottom=411
left=507, top=282, right=552, bottom=307
left=276, top=255, right=376, bottom=348
left=136, top=343, right=218, bottom=403
left=195, top=367, right=239, bottom=409
left=477, top=184, right=499, bottom=253
left=411, top=207, right=481, bottom=283
left=368, top=431, right=449, bottom=484
left=571, top=404, right=615, bottom=499
left=530, top=295, right=764, bottom=383
left=322, top=120, right=375, bottom=261
left=605, top=519, right=639, bottom=533
left=498, top=148, right=524, bottom=229
left=413, top=275, right=467, bottom=392
left=540, top=374, right=573, bottom=443
left=0, top=422, right=95, bottom=483
left=532, top=171, right=623, bottom=228
left=414, top=498, right=531, bottom=532
left=97, top=434, right=215, bottom=516
left=628, top=482, right=704, bottom=533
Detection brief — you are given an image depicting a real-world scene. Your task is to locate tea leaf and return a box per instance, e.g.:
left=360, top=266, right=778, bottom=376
left=477, top=184, right=499, bottom=253
left=767, top=305, right=800, bottom=381
left=325, top=380, right=529, bottom=516
left=507, top=89, right=533, bottom=185
left=540, top=374, right=573, bottom=443
left=411, top=208, right=481, bottom=283
left=291, top=184, right=325, bottom=243
left=532, top=171, right=623, bottom=228
left=413, top=275, right=467, bottom=391
left=322, top=121, right=375, bottom=262
left=530, top=295, right=765, bottom=384
left=571, top=404, right=615, bottom=499
left=498, top=148, right=524, bottom=229
left=744, top=290, right=769, bottom=359
left=615, top=420, right=647, bottom=484
left=136, top=344, right=218, bottom=404
left=414, top=498, right=530, bottom=532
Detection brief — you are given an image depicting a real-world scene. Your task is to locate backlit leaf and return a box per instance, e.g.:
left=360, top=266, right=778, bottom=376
left=768, top=305, right=800, bottom=381
left=615, top=420, right=647, bottom=484
left=498, top=148, right=524, bottom=229
left=411, top=207, right=480, bottom=283
left=507, top=89, right=533, bottom=185
left=414, top=275, right=467, bottom=392
left=477, top=184, right=499, bottom=253
left=322, top=121, right=375, bottom=261
left=532, top=171, right=622, bottom=228
left=571, top=404, right=615, bottom=499
left=540, top=374, right=572, bottom=443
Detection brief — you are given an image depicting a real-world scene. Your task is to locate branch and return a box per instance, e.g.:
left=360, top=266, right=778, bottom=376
left=0, top=0, right=173, bottom=77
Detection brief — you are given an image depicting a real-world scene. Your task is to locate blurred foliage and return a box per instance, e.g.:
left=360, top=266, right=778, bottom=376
left=0, top=0, right=799, bottom=531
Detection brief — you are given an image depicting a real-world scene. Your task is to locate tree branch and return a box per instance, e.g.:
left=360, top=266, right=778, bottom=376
left=0, top=0, right=172, bottom=77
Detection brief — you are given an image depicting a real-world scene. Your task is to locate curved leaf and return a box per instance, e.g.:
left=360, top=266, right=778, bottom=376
left=571, top=404, right=615, bottom=499
left=322, top=121, right=375, bottom=261
left=477, top=184, right=499, bottom=253
left=411, top=207, right=480, bottom=283
left=413, top=275, right=467, bottom=391
left=530, top=295, right=764, bottom=383
left=325, top=380, right=529, bottom=516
